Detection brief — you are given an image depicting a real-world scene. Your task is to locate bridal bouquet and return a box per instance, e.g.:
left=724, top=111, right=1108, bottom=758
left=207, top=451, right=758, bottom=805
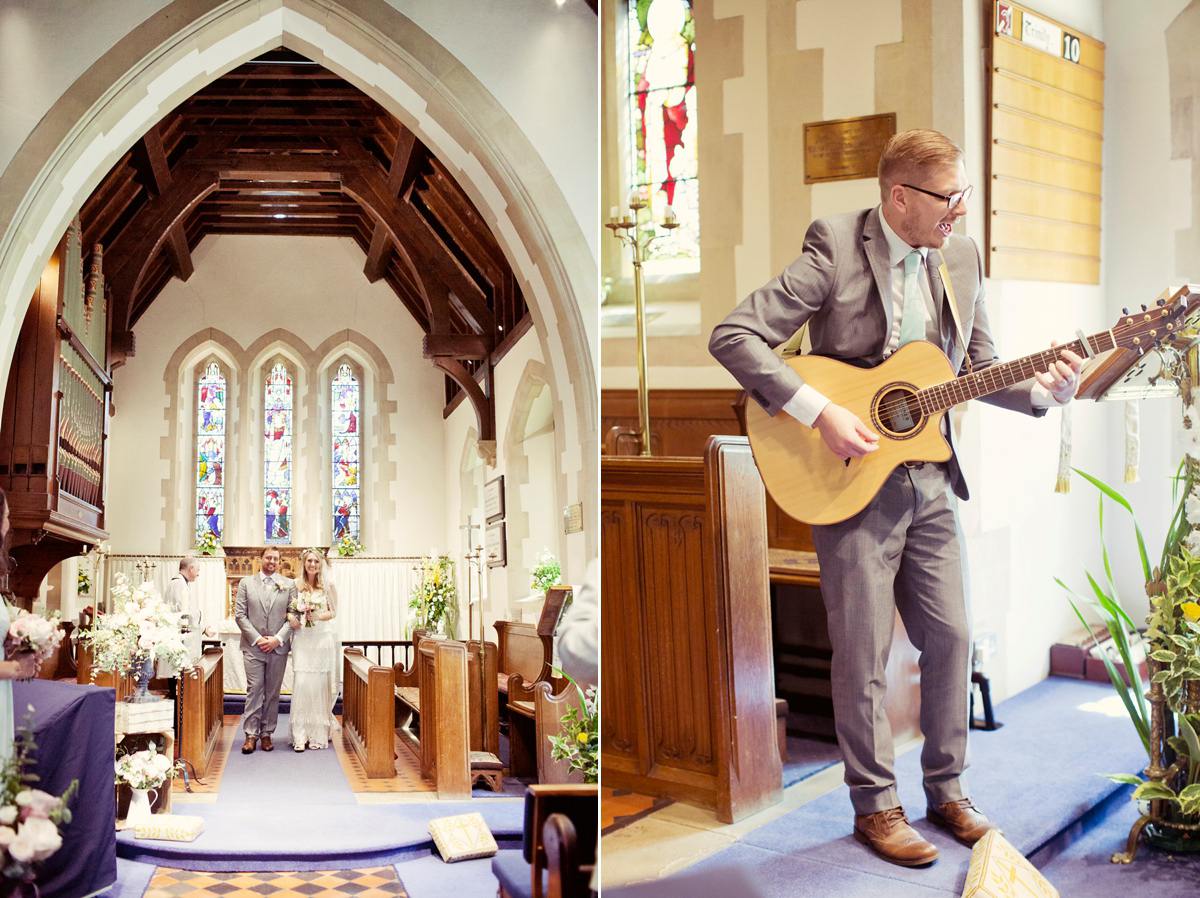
left=0, top=719, right=77, bottom=891
left=289, top=594, right=325, bottom=628
left=82, top=574, right=190, bottom=676
left=114, top=742, right=182, bottom=791
left=4, top=607, right=63, bottom=669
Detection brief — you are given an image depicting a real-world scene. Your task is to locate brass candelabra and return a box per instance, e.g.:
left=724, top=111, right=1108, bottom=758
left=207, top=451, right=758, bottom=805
left=606, top=196, right=680, bottom=456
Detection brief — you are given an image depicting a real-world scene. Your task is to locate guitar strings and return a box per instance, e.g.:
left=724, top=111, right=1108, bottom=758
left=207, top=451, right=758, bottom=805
left=867, top=316, right=1170, bottom=422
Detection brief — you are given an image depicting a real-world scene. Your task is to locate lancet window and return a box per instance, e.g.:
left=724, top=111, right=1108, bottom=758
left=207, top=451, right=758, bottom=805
left=331, top=363, right=360, bottom=543
left=263, top=362, right=293, bottom=544
left=196, top=362, right=226, bottom=542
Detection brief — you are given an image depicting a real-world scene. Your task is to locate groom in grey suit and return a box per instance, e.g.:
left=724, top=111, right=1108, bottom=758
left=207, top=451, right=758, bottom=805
left=234, top=545, right=296, bottom=753
left=711, top=130, right=1082, bottom=867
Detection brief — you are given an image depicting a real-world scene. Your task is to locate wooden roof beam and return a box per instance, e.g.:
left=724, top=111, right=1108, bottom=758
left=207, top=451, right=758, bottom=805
left=136, top=124, right=194, bottom=282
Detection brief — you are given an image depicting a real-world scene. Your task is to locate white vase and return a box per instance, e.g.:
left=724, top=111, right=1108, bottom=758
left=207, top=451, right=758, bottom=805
left=126, top=787, right=157, bottom=825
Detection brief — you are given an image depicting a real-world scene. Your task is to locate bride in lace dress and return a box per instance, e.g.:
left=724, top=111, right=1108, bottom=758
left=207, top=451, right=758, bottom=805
left=287, top=548, right=340, bottom=751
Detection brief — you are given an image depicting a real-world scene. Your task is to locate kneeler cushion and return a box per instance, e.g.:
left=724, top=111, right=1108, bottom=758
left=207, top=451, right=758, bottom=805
left=429, top=811, right=499, bottom=862
left=962, top=830, right=1058, bottom=898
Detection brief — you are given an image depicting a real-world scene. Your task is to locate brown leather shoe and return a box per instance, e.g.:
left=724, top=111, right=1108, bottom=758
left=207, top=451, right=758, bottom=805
left=927, top=799, right=997, bottom=846
left=241, top=735, right=257, bottom=754
left=853, top=807, right=938, bottom=866
left=260, top=735, right=274, bottom=752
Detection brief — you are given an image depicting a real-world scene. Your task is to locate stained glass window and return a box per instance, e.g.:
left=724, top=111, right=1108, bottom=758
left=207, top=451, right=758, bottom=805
left=627, top=0, right=699, bottom=269
left=264, top=362, right=292, bottom=544
left=196, top=362, right=226, bottom=543
left=331, top=363, right=360, bottom=542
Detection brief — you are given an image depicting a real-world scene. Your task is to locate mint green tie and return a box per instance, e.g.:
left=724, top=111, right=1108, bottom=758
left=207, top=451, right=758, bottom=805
left=898, top=250, right=925, bottom=346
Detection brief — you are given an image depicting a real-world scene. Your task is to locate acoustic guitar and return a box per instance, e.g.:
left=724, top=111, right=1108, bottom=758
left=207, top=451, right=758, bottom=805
left=744, top=299, right=1188, bottom=526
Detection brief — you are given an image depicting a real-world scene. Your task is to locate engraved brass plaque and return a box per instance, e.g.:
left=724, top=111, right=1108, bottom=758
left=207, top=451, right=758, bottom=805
left=803, top=113, right=896, bottom=184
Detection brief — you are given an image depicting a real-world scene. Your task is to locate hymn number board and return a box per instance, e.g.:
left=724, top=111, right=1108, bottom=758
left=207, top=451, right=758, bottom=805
left=987, top=2, right=1105, bottom=284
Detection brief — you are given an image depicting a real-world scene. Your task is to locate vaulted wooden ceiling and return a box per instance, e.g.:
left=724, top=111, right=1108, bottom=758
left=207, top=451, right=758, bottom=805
left=80, top=48, right=527, bottom=429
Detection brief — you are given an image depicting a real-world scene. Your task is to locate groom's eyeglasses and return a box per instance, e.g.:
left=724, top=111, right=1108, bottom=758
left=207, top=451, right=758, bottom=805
left=902, top=183, right=973, bottom=211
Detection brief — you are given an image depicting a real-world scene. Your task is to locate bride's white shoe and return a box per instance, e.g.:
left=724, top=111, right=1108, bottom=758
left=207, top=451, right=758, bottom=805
left=293, top=742, right=305, bottom=752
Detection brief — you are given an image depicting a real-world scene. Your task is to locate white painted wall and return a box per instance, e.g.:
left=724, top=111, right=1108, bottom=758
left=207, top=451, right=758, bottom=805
left=106, top=234, right=448, bottom=554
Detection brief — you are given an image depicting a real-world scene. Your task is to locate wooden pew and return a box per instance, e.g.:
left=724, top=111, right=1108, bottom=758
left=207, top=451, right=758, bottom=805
left=417, top=640, right=471, bottom=799
left=180, top=647, right=223, bottom=777
left=534, top=681, right=587, bottom=784
left=342, top=648, right=394, bottom=778
left=601, top=436, right=783, bottom=824
left=494, top=621, right=552, bottom=699
left=75, top=638, right=134, bottom=701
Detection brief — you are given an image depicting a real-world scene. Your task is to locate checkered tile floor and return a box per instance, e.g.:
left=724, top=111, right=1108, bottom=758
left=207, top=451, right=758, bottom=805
left=144, top=866, right=407, bottom=897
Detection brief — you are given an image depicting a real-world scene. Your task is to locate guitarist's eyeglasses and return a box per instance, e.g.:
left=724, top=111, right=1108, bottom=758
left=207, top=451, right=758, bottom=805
left=902, top=183, right=973, bottom=210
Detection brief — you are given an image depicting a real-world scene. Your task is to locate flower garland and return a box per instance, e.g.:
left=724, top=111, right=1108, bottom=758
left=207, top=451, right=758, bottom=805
left=81, top=574, right=191, bottom=677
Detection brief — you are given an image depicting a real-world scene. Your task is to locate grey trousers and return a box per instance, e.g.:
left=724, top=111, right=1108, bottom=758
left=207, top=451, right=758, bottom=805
left=242, top=648, right=289, bottom=737
left=811, top=462, right=972, bottom=815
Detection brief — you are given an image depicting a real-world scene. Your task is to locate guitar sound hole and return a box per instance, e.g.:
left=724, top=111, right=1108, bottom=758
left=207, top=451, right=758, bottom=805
left=874, top=387, right=924, bottom=438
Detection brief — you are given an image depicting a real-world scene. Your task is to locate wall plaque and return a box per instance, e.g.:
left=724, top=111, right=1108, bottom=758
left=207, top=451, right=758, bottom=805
left=803, top=113, right=896, bottom=185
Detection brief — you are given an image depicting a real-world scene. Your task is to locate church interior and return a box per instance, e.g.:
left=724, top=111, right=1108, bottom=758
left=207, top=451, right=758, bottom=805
left=600, top=0, right=1200, bottom=896
left=0, top=1, right=598, bottom=897
left=3, top=0, right=1200, bottom=897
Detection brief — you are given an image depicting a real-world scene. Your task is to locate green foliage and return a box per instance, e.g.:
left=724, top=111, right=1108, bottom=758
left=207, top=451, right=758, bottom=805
left=530, top=550, right=562, bottom=596
left=547, top=672, right=597, bottom=784
left=1066, top=467, right=1200, bottom=819
left=336, top=535, right=364, bottom=557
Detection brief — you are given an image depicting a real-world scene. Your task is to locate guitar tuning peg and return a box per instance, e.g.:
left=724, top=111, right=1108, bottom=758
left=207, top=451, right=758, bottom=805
left=1141, top=304, right=1148, bottom=311
left=1157, top=298, right=1167, bottom=306
left=1122, top=307, right=1130, bottom=315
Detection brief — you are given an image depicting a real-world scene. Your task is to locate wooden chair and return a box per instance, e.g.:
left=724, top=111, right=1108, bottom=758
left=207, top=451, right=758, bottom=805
left=492, top=784, right=598, bottom=898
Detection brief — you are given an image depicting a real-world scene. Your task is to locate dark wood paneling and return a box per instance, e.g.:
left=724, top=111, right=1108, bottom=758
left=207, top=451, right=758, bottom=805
left=601, top=439, right=782, bottom=823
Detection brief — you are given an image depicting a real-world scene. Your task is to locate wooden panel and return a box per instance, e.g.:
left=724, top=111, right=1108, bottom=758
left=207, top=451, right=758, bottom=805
left=988, top=2, right=1105, bottom=284
left=992, top=71, right=1102, bottom=134
left=991, top=108, right=1102, bottom=165
left=989, top=249, right=1100, bottom=284
left=990, top=213, right=1100, bottom=258
left=600, top=441, right=782, bottom=823
left=991, top=178, right=1101, bottom=226
left=601, top=389, right=742, bottom=458
left=989, top=143, right=1101, bottom=195
left=993, top=38, right=1103, bottom=102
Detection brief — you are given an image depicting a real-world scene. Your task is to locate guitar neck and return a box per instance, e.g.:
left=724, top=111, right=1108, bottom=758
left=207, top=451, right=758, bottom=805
left=920, top=331, right=1115, bottom=412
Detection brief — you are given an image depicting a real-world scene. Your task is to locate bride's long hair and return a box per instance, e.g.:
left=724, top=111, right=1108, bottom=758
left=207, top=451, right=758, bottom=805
left=297, top=547, right=327, bottom=594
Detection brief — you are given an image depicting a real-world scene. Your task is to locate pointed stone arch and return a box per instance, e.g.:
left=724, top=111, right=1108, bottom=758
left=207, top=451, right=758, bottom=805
left=0, top=0, right=598, bottom=557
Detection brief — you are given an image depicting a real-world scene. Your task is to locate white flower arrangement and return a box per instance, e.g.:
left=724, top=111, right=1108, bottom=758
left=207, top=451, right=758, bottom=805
left=530, top=549, right=561, bottom=596
left=114, top=742, right=182, bottom=791
left=82, top=574, right=191, bottom=677
left=4, top=607, right=63, bottom=669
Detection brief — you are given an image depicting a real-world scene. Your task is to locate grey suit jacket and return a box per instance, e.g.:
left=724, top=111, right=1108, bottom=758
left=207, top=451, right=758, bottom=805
left=709, top=207, right=1046, bottom=501
left=234, top=572, right=297, bottom=655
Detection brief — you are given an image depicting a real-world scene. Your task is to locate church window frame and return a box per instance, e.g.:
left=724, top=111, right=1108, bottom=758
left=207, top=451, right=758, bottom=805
left=263, top=359, right=294, bottom=545
left=195, top=359, right=228, bottom=545
left=621, top=0, right=700, bottom=274
left=330, top=358, right=362, bottom=545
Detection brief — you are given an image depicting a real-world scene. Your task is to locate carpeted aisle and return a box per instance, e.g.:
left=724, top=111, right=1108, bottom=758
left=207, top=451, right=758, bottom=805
left=117, top=712, right=523, bottom=896
left=673, top=678, right=1160, bottom=897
